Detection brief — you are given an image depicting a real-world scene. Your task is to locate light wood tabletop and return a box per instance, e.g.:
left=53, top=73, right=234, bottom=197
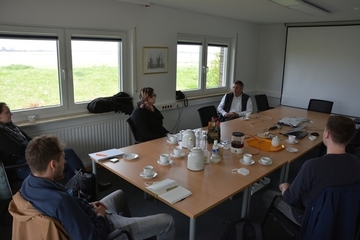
left=91, top=106, right=330, bottom=240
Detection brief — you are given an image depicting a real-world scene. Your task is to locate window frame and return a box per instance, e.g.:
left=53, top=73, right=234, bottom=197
left=0, top=25, right=127, bottom=122
left=176, top=33, right=233, bottom=98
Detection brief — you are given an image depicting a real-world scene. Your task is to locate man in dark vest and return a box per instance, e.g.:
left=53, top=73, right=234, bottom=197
left=217, top=80, right=253, bottom=122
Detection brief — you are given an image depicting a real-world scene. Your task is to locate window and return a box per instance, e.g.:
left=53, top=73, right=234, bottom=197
left=0, top=25, right=126, bottom=121
left=176, top=34, right=231, bottom=97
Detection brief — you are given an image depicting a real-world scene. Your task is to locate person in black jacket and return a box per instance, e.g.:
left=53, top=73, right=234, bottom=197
left=0, top=102, right=111, bottom=190
left=217, top=80, right=253, bottom=122
left=131, top=87, right=169, bottom=142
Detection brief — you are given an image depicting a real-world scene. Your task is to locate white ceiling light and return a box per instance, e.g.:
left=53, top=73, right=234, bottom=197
left=270, top=0, right=329, bottom=16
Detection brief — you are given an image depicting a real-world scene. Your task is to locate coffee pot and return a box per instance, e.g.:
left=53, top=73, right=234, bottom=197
left=182, top=129, right=195, bottom=149
left=187, top=147, right=205, bottom=171
left=231, top=132, right=245, bottom=154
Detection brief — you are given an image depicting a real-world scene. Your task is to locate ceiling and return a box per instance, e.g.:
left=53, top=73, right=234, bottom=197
left=126, top=0, right=360, bottom=24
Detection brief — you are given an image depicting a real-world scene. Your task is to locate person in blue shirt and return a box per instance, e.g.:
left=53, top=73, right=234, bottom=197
left=15, top=134, right=175, bottom=240
left=263, top=115, right=360, bottom=225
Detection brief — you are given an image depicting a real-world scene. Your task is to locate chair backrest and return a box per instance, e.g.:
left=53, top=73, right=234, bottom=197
left=126, top=117, right=141, bottom=144
left=301, top=184, right=360, bottom=240
left=255, top=94, right=270, bottom=112
left=307, top=99, right=333, bottom=114
left=197, top=106, right=218, bottom=127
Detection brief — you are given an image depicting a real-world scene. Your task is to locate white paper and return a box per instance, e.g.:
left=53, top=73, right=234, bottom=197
left=88, top=148, right=125, bottom=162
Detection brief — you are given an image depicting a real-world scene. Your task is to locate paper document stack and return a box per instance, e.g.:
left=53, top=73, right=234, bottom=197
left=88, top=148, right=125, bottom=162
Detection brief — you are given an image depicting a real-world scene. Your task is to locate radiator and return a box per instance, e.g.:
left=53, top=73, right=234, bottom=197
left=30, top=118, right=131, bottom=167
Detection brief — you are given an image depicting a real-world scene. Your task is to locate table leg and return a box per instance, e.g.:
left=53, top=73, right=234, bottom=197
left=241, top=187, right=251, bottom=218
left=189, top=218, right=196, bottom=240
left=92, top=160, right=98, bottom=195
left=284, top=163, right=290, bottom=183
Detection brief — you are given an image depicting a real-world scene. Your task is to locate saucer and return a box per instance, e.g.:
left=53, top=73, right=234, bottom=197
left=170, top=152, right=185, bottom=158
left=167, top=140, right=178, bottom=144
left=123, top=153, right=138, bottom=160
left=258, top=160, right=272, bottom=165
left=239, top=158, right=255, bottom=165
left=285, top=139, right=298, bottom=144
left=140, top=171, right=157, bottom=179
left=286, top=147, right=299, bottom=153
left=157, top=159, right=173, bottom=166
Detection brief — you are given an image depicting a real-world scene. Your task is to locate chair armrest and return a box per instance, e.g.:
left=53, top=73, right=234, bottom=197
left=4, top=162, right=28, bottom=169
left=106, top=229, right=132, bottom=240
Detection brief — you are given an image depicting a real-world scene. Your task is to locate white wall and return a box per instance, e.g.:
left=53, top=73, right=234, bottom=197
left=0, top=0, right=269, bottom=132
left=256, top=24, right=287, bottom=107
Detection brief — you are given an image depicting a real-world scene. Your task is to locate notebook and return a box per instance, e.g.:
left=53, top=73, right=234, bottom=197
left=278, top=116, right=309, bottom=127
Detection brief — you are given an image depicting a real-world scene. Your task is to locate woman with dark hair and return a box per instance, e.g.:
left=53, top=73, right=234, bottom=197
left=0, top=102, right=111, bottom=190
left=130, top=87, right=169, bottom=142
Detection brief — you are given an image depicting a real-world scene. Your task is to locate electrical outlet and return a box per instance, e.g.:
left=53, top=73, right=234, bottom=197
left=157, top=102, right=177, bottom=111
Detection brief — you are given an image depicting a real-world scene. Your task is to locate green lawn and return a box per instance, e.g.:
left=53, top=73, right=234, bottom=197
left=1, top=64, right=220, bottom=110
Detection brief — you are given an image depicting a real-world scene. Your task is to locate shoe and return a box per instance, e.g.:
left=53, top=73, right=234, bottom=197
left=98, top=181, right=112, bottom=192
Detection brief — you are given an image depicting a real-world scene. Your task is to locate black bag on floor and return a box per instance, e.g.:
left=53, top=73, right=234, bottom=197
left=65, top=170, right=97, bottom=202
left=221, top=218, right=264, bottom=240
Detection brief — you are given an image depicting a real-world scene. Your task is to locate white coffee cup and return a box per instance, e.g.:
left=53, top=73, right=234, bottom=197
left=143, top=165, right=154, bottom=177
left=245, top=112, right=251, bottom=118
left=28, top=115, right=36, bottom=123
left=173, top=147, right=182, bottom=157
left=159, top=154, right=169, bottom=164
left=260, top=157, right=271, bottom=164
left=243, top=153, right=252, bottom=164
left=288, top=135, right=296, bottom=144
left=169, top=135, right=177, bottom=143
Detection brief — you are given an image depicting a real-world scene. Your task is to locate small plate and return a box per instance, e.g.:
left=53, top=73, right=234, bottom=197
left=285, top=139, right=298, bottom=144
left=170, top=152, right=185, bottom=158
left=123, top=153, right=139, bottom=160
left=167, top=140, right=179, bottom=144
left=258, top=160, right=273, bottom=165
left=140, top=171, right=157, bottom=179
left=286, top=147, right=299, bottom=153
left=157, top=159, right=173, bottom=166
left=239, top=158, right=255, bottom=165
left=309, top=136, right=317, bottom=141
left=257, top=133, right=274, bottom=139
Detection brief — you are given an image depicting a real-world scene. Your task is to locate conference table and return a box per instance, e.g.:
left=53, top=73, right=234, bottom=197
left=90, top=106, right=329, bottom=240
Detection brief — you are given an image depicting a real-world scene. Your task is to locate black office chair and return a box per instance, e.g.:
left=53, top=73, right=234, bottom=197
left=126, top=117, right=141, bottom=144
left=197, top=105, right=218, bottom=127
left=255, top=94, right=273, bottom=112
left=262, top=185, right=360, bottom=240
left=307, top=99, right=333, bottom=114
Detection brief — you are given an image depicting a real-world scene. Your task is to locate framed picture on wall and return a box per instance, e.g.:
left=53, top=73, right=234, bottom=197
left=142, top=46, right=168, bottom=74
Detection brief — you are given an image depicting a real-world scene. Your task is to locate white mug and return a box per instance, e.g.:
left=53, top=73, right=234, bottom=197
left=28, top=115, right=36, bottom=123
left=245, top=112, right=251, bottom=118
left=271, top=136, right=280, bottom=147
left=143, top=166, right=154, bottom=177
left=243, top=153, right=252, bottom=164
left=169, top=135, right=177, bottom=143
left=173, top=147, right=182, bottom=157
left=288, top=135, right=296, bottom=144
left=260, top=157, right=271, bottom=164
left=159, top=154, right=169, bottom=164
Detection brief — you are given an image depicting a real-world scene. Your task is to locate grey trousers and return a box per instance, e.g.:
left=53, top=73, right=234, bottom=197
left=262, top=190, right=301, bottom=226
left=101, top=190, right=175, bottom=240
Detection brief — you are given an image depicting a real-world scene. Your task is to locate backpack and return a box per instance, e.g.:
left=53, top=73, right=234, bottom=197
left=87, top=92, right=133, bottom=114
left=221, top=218, right=264, bottom=240
left=65, top=170, right=97, bottom=202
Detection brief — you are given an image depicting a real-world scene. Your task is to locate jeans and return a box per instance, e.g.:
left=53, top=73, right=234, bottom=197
left=16, top=148, right=86, bottom=182
left=102, top=190, right=175, bottom=240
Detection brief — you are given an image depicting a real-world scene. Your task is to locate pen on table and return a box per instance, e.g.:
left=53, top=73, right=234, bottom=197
left=96, top=153, right=107, bottom=156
